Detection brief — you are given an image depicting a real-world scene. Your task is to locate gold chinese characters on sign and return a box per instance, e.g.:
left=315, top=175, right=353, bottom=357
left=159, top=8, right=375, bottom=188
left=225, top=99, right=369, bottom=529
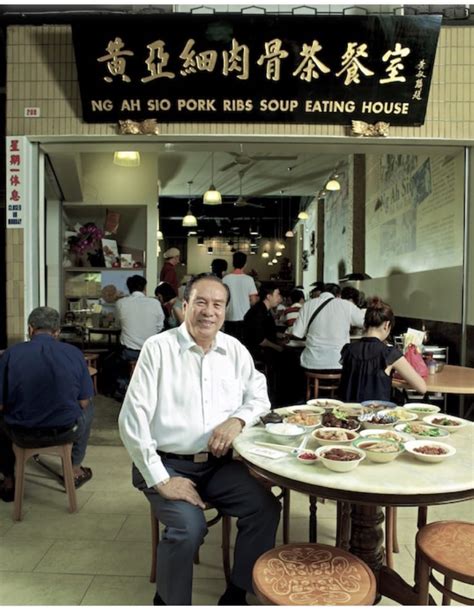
left=97, top=36, right=411, bottom=86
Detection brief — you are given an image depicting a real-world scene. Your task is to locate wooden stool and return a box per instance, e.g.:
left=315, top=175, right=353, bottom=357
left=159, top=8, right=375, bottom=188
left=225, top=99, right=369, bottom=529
left=150, top=503, right=232, bottom=585
left=83, top=353, right=99, bottom=394
left=252, top=543, right=377, bottom=605
left=305, top=372, right=341, bottom=401
left=416, top=521, right=474, bottom=605
left=12, top=442, right=77, bottom=521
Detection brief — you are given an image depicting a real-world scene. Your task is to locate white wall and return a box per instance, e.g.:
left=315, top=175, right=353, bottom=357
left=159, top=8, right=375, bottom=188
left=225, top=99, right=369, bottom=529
left=46, top=199, right=62, bottom=312
left=79, top=152, right=158, bottom=287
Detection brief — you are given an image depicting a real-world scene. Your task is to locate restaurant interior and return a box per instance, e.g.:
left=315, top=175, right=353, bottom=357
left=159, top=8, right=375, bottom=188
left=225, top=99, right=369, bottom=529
left=0, top=136, right=472, bottom=607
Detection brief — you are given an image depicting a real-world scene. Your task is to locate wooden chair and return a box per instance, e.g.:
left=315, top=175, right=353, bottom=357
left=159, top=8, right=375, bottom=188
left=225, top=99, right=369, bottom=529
left=12, top=442, right=77, bottom=521
left=416, top=520, right=474, bottom=605
left=149, top=504, right=232, bottom=585
left=305, top=372, right=341, bottom=401
left=252, top=543, right=377, bottom=606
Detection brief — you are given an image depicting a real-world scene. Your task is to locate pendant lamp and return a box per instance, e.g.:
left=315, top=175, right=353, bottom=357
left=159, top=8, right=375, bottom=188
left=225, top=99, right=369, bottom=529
left=203, top=153, right=222, bottom=205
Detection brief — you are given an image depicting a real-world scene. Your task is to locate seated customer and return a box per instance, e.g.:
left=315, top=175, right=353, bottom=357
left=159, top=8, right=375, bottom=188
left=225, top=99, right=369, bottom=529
left=116, top=275, right=165, bottom=361
left=338, top=297, right=427, bottom=402
left=154, top=282, right=184, bottom=329
left=0, top=307, right=95, bottom=501
left=243, top=282, right=284, bottom=361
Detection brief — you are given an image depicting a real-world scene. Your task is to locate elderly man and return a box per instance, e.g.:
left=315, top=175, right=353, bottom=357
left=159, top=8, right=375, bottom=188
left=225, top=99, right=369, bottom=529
left=160, top=247, right=180, bottom=294
left=0, top=307, right=94, bottom=501
left=119, top=273, right=280, bottom=606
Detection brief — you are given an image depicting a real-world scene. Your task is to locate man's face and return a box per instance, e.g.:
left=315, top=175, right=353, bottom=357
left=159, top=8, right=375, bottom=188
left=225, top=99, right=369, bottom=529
left=268, top=289, right=282, bottom=309
left=184, top=279, right=227, bottom=347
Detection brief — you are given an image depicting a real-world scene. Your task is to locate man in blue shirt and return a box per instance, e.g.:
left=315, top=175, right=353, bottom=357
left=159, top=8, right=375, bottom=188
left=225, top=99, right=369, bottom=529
left=0, top=307, right=95, bottom=502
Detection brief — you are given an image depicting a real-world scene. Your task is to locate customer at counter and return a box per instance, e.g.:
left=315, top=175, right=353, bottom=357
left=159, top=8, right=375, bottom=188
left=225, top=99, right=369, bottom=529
left=292, top=283, right=364, bottom=371
left=338, top=297, right=427, bottom=402
left=160, top=247, right=181, bottom=295
left=119, top=273, right=280, bottom=606
left=0, top=307, right=95, bottom=501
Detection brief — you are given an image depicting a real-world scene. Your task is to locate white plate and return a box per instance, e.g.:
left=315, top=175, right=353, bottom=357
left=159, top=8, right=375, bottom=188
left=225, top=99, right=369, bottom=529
left=403, top=403, right=441, bottom=416
left=283, top=415, right=322, bottom=431
left=404, top=439, right=456, bottom=463
left=381, top=408, right=418, bottom=422
left=422, top=415, right=469, bottom=433
left=394, top=422, right=450, bottom=440
left=307, top=398, right=344, bottom=408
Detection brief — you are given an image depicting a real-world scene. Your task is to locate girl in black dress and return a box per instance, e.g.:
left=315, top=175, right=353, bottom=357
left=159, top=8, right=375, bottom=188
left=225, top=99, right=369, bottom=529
left=338, top=297, right=427, bottom=402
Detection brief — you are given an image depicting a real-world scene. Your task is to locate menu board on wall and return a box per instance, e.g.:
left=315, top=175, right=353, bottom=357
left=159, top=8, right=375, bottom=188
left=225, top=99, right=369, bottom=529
left=365, top=152, right=464, bottom=278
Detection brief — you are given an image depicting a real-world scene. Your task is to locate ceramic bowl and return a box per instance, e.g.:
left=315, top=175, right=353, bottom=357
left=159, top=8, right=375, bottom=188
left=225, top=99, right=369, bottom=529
left=296, top=451, right=319, bottom=465
left=316, top=445, right=365, bottom=472
left=358, top=429, right=415, bottom=443
left=422, top=414, right=469, bottom=433
left=394, top=422, right=450, bottom=441
left=311, top=427, right=358, bottom=447
left=402, top=403, right=441, bottom=417
left=265, top=422, right=306, bottom=445
left=283, top=414, right=322, bottom=432
left=354, top=438, right=403, bottom=463
left=404, top=439, right=456, bottom=463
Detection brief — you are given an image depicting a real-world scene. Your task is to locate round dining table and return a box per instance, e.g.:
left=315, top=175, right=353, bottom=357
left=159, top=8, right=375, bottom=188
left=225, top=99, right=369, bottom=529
left=233, top=422, right=474, bottom=604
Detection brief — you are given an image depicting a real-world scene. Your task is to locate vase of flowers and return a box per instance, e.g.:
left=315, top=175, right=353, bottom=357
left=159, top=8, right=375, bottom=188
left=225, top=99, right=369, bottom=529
left=68, top=222, right=105, bottom=267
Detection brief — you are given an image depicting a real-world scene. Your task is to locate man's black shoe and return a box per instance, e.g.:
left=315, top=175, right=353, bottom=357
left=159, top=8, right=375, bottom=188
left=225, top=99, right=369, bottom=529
left=153, top=592, right=166, bottom=606
left=218, top=583, right=248, bottom=606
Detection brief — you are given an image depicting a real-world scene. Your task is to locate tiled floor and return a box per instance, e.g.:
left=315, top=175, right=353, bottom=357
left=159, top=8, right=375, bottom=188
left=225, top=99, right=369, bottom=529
left=0, top=444, right=472, bottom=606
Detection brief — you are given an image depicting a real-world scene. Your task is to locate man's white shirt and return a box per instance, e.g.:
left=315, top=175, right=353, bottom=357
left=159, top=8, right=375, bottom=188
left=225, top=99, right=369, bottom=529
left=118, top=323, right=270, bottom=487
left=292, top=293, right=364, bottom=370
left=223, top=273, right=258, bottom=321
left=116, top=291, right=165, bottom=350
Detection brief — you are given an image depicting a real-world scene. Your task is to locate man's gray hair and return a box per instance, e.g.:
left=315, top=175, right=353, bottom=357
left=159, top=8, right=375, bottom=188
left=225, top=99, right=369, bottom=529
left=28, top=306, right=61, bottom=331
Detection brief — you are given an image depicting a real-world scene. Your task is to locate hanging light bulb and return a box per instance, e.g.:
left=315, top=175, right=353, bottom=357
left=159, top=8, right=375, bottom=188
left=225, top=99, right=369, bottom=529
left=203, top=153, right=222, bottom=205
left=325, top=173, right=341, bottom=191
left=275, top=250, right=282, bottom=257
left=285, top=229, right=294, bottom=238
left=272, top=258, right=278, bottom=264
left=262, top=251, right=269, bottom=259
left=156, top=230, right=164, bottom=240
left=298, top=211, right=309, bottom=220
left=182, top=180, right=197, bottom=226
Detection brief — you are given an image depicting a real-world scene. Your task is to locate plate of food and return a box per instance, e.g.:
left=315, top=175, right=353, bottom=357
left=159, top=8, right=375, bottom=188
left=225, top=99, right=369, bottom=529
left=381, top=408, right=418, bottom=422
left=311, top=427, right=358, bottom=446
left=361, top=400, right=397, bottom=410
left=307, top=398, right=344, bottom=409
left=404, top=440, right=456, bottom=463
left=275, top=405, right=324, bottom=417
left=394, top=422, right=450, bottom=440
left=422, top=415, right=469, bottom=433
left=354, top=439, right=403, bottom=463
left=360, top=411, right=399, bottom=429
left=316, top=445, right=365, bottom=472
left=403, top=403, right=441, bottom=417
left=284, top=413, right=322, bottom=431
left=358, top=429, right=415, bottom=443
left=321, top=408, right=360, bottom=431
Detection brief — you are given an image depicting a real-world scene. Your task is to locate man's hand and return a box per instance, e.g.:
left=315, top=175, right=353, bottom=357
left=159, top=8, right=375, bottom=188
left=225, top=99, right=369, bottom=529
left=208, top=417, right=244, bottom=458
left=154, top=476, right=205, bottom=509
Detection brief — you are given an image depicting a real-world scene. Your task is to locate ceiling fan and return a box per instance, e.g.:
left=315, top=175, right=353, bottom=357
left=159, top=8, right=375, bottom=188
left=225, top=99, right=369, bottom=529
left=219, top=143, right=297, bottom=172
left=227, top=170, right=265, bottom=209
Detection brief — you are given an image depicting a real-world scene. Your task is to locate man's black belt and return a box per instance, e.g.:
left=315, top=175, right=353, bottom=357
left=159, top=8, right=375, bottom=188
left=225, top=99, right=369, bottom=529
left=158, top=450, right=210, bottom=463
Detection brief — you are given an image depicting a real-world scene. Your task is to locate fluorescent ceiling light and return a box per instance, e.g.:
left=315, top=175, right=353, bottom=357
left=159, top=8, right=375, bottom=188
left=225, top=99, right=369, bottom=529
left=113, top=151, right=140, bottom=167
